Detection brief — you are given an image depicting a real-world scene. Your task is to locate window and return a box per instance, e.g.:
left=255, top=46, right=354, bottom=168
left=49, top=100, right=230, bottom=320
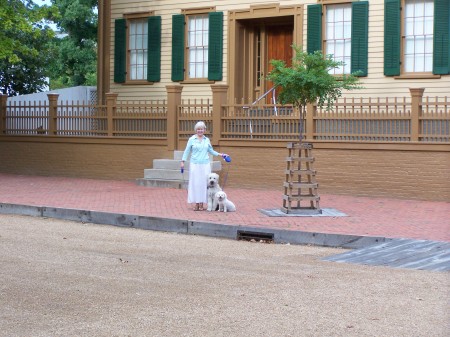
left=307, top=1, right=368, bottom=76
left=404, top=0, right=434, bottom=73
left=325, top=4, right=352, bottom=75
left=171, top=11, right=223, bottom=82
left=129, top=19, right=148, bottom=80
left=114, top=14, right=161, bottom=83
left=187, top=14, right=209, bottom=79
left=384, top=0, right=449, bottom=76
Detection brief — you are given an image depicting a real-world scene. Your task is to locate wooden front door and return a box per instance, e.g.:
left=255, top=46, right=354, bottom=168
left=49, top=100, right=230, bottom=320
left=265, top=25, right=293, bottom=104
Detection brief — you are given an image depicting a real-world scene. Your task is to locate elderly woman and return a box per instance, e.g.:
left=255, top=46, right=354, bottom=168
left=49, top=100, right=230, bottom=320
left=180, top=121, right=228, bottom=211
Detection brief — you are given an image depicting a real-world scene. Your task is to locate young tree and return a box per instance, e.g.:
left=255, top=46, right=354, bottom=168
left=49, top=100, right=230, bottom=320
left=267, top=45, right=362, bottom=142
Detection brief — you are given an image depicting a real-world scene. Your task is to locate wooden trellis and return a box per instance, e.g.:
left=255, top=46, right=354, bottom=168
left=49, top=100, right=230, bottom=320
left=281, top=142, right=321, bottom=214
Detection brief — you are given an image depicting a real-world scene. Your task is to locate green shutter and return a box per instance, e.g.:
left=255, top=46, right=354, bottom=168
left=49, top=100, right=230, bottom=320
left=208, top=12, right=223, bottom=81
left=307, top=4, right=322, bottom=54
left=147, top=16, right=161, bottom=82
left=433, top=0, right=450, bottom=75
left=114, top=19, right=126, bottom=83
left=351, top=1, right=369, bottom=76
left=171, top=14, right=185, bottom=82
left=384, top=0, right=401, bottom=76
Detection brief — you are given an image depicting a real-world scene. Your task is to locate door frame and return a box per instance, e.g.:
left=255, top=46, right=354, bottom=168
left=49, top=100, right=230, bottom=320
left=228, top=4, right=303, bottom=104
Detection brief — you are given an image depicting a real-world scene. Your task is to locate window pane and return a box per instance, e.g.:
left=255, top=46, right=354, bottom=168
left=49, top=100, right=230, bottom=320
left=130, top=65, right=136, bottom=79
left=414, top=1, right=423, bottom=15
left=424, top=36, right=433, bottom=52
left=416, top=36, right=425, bottom=53
left=130, top=51, right=137, bottom=64
left=137, top=50, right=144, bottom=64
left=136, top=65, right=144, bottom=79
left=343, top=56, right=351, bottom=73
left=405, top=18, right=414, bottom=35
left=198, top=64, right=204, bottom=78
left=405, top=55, right=414, bottom=72
left=189, top=49, right=196, bottom=62
left=129, top=22, right=136, bottom=35
left=424, top=17, right=433, bottom=35
left=336, top=7, right=344, bottom=21
left=415, top=17, right=424, bottom=35
left=415, top=54, right=425, bottom=72
left=335, top=40, right=344, bottom=56
left=343, top=6, right=351, bottom=19
left=335, top=21, right=344, bottom=39
left=196, top=16, right=202, bottom=30
left=326, top=42, right=335, bottom=56
left=189, top=18, right=196, bottom=31
left=327, top=7, right=334, bottom=22
left=195, top=31, right=203, bottom=46
left=327, top=23, right=335, bottom=39
left=189, top=31, right=196, bottom=47
left=136, top=35, right=142, bottom=49
left=424, top=1, right=433, bottom=16
left=344, top=21, right=351, bottom=39
left=345, top=40, right=351, bottom=55
left=405, top=37, right=414, bottom=54
left=196, top=48, right=203, bottom=63
left=424, top=54, right=432, bottom=72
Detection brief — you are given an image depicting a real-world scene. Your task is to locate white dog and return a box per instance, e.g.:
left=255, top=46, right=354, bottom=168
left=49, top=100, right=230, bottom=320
left=206, top=173, right=222, bottom=211
left=214, top=191, right=236, bottom=212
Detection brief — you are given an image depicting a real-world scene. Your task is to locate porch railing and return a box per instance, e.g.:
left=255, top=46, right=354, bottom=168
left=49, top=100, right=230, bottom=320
left=1, top=87, right=448, bottom=146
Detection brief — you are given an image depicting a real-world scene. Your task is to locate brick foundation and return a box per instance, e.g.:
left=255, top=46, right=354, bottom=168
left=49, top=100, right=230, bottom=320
left=0, top=137, right=448, bottom=201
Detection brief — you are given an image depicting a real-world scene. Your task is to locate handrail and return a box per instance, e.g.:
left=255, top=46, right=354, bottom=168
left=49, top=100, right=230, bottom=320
left=242, top=87, right=276, bottom=138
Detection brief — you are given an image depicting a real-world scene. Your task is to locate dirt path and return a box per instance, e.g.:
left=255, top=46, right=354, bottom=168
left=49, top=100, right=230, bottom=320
left=1, top=214, right=448, bottom=337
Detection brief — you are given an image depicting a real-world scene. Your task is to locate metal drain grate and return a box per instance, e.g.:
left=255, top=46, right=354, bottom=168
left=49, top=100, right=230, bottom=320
left=237, top=230, right=274, bottom=243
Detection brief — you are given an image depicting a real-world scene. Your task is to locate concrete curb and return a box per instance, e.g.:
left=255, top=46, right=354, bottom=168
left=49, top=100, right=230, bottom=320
left=0, top=202, right=389, bottom=249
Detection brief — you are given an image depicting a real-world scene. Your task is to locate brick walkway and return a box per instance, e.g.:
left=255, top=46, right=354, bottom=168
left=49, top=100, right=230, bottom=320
left=0, top=173, right=449, bottom=242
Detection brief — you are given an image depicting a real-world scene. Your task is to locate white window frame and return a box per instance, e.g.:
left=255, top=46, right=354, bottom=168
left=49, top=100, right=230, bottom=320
left=403, top=0, right=434, bottom=73
left=128, top=18, right=148, bottom=81
left=187, top=14, right=209, bottom=79
left=324, top=3, right=352, bottom=75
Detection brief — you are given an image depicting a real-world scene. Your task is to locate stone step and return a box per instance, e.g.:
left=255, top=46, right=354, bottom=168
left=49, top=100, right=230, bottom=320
left=153, top=159, right=222, bottom=171
left=144, top=168, right=188, bottom=180
left=138, top=151, right=222, bottom=189
left=173, top=150, right=184, bottom=160
left=153, top=159, right=187, bottom=170
left=136, top=178, right=187, bottom=189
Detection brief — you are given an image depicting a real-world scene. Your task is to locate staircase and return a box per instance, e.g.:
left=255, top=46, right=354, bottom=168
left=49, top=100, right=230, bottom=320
left=136, top=151, right=222, bottom=189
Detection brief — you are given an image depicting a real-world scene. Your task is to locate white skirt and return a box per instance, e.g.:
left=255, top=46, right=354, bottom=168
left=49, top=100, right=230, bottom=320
left=187, top=163, right=211, bottom=203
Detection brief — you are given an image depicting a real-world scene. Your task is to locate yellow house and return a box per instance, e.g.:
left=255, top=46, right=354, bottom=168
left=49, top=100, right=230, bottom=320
left=97, top=0, right=450, bottom=104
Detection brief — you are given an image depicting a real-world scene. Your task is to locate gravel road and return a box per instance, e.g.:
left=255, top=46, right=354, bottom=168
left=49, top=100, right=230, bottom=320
left=0, top=214, right=448, bottom=337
